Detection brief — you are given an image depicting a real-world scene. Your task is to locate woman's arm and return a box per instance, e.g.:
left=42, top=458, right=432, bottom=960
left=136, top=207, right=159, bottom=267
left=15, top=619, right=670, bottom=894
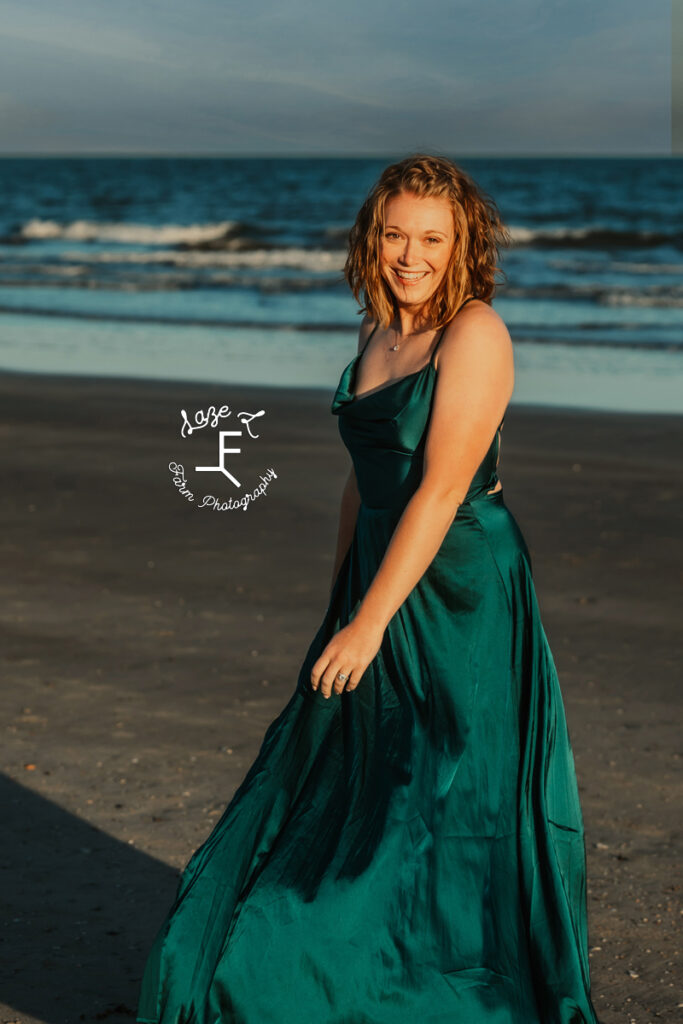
left=355, top=305, right=514, bottom=633
left=310, top=305, right=514, bottom=698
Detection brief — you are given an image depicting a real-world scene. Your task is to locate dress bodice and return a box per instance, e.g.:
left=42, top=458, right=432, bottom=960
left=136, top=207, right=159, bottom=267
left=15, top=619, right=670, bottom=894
left=331, top=353, right=504, bottom=513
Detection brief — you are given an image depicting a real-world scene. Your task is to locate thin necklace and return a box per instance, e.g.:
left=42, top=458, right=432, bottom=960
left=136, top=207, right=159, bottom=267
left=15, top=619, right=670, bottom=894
left=389, top=295, right=475, bottom=352
left=388, top=324, right=437, bottom=353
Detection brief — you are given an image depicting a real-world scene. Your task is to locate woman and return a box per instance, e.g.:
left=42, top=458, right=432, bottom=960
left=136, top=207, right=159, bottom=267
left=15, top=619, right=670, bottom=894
left=136, top=154, right=599, bottom=1024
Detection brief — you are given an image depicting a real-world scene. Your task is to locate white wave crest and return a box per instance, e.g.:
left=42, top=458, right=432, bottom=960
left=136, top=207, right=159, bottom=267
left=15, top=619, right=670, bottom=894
left=20, top=218, right=243, bottom=246
left=59, top=247, right=346, bottom=271
left=508, top=225, right=596, bottom=244
left=601, top=290, right=683, bottom=308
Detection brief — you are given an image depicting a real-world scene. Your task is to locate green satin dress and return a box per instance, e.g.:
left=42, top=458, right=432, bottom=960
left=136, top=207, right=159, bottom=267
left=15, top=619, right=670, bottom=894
left=137, top=298, right=598, bottom=1024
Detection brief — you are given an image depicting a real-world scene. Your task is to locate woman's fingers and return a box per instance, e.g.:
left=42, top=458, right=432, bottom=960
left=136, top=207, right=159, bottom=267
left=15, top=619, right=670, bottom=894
left=309, top=652, right=328, bottom=693
left=332, top=667, right=354, bottom=697
left=310, top=621, right=383, bottom=698
left=310, top=652, right=356, bottom=699
left=318, top=661, right=353, bottom=699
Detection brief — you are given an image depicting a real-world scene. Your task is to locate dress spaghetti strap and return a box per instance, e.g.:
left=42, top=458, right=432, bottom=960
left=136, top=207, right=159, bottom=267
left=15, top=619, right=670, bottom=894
left=359, top=322, right=379, bottom=356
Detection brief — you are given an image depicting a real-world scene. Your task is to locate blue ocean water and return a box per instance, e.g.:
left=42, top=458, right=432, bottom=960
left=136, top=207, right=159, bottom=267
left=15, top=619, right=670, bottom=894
left=0, top=156, right=681, bottom=412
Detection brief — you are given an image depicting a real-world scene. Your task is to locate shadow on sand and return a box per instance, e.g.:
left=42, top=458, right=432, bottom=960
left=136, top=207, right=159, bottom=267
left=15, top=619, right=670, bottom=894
left=2, top=773, right=179, bottom=1024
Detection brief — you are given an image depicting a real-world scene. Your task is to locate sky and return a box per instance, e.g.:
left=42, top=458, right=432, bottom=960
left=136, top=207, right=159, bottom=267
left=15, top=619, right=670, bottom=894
left=674, top=0, right=682, bottom=152
left=0, top=0, right=674, bottom=156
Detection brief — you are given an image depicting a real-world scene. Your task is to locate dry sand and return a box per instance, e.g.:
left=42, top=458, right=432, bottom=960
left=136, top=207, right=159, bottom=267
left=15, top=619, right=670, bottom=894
left=1, top=370, right=681, bottom=1024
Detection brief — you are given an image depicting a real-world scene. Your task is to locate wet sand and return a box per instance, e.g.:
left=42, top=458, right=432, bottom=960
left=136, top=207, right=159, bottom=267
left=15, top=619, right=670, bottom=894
left=1, top=369, right=681, bottom=1024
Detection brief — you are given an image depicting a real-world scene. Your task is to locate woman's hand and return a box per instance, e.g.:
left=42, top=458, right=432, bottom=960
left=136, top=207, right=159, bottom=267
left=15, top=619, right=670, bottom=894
left=310, top=618, right=384, bottom=699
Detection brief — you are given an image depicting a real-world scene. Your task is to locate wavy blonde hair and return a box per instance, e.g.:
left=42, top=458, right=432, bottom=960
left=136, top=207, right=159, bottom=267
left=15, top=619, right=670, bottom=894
left=343, top=152, right=510, bottom=330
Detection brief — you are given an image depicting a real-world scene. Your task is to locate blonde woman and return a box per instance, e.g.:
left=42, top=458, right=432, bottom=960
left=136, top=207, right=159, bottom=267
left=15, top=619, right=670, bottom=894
left=137, top=154, right=598, bottom=1024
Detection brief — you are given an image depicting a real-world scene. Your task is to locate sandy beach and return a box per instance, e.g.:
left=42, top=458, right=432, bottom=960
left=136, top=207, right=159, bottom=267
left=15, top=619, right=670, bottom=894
left=1, top=368, right=681, bottom=1024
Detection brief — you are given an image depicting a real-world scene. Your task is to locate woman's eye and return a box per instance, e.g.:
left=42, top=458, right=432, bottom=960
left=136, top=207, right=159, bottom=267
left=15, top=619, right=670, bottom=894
left=384, top=233, right=441, bottom=243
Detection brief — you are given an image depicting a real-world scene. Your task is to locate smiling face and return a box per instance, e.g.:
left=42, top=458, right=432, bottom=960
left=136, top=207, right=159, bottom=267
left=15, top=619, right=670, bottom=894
left=379, top=190, right=455, bottom=313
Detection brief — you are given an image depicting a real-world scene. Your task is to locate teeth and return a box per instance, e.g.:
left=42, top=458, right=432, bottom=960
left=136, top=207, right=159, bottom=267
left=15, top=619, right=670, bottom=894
left=396, top=270, right=427, bottom=280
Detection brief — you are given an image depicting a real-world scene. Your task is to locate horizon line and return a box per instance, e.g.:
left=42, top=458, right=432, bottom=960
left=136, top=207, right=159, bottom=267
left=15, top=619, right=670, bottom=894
left=0, top=151, right=677, bottom=160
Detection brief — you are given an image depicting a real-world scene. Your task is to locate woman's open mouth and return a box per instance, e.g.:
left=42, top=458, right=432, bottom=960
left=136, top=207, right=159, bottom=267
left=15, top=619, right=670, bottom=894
left=394, top=269, right=429, bottom=285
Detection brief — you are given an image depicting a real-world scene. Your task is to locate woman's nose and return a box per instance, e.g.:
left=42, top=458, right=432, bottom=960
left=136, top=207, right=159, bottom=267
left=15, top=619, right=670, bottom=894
left=398, top=238, right=418, bottom=264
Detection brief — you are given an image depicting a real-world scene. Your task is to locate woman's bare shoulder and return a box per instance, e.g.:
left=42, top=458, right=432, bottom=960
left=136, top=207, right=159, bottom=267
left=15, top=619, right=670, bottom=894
left=434, top=300, right=511, bottom=371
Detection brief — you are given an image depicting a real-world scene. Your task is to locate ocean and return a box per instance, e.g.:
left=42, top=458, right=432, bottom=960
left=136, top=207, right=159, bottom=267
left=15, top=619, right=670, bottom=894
left=0, top=155, right=680, bottom=413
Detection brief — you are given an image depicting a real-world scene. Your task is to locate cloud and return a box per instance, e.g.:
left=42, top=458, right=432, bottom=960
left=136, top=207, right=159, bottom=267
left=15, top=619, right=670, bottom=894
left=0, top=0, right=670, bottom=154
